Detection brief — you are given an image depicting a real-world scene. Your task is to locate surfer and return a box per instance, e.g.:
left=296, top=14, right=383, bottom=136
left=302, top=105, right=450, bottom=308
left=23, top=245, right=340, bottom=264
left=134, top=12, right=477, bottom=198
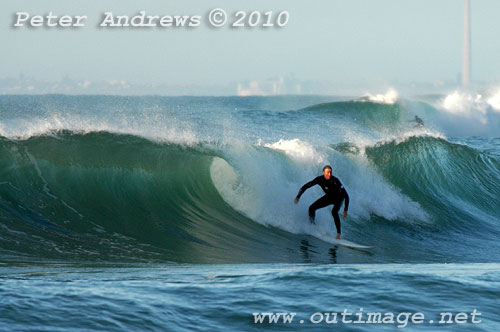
left=294, top=165, right=349, bottom=239
left=410, top=115, right=424, bottom=128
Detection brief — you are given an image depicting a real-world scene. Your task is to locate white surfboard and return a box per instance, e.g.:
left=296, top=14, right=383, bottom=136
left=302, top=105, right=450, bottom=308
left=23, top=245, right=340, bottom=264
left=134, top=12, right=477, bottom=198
left=331, top=238, right=374, bottom=249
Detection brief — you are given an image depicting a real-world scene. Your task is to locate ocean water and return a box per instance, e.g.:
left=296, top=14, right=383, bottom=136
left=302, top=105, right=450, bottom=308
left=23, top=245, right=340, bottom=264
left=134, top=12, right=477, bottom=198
left=0, top=91, right=499, bottom=331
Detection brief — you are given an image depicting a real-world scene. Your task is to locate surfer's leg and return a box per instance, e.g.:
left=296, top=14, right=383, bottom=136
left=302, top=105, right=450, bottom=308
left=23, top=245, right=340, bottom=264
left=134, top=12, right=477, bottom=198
left=332, top=200, right=342, bottom=238
left=308, top=195, right=331, bottom=224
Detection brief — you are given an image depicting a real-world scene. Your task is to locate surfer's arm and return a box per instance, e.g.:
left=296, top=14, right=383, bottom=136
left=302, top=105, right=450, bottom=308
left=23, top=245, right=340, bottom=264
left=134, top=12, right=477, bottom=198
left=342, top=187, right=349, bottom=212
left=295, top=177, right=318, bottom=201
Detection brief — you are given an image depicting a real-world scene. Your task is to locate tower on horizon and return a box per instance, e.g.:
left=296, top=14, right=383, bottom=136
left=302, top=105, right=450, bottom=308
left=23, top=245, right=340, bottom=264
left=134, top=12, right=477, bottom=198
left=462, top=0, right=471, bottom=87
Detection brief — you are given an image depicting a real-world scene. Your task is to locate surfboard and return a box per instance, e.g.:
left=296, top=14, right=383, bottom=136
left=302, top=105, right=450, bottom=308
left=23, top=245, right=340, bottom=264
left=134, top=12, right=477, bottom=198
left=331, top=239, right=374, bottom=249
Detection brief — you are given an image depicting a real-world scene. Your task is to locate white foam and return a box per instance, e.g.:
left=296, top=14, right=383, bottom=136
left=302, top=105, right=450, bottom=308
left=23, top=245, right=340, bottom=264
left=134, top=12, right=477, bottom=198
left=487, top=88, right=500, bottom=112
left=442, top=91, right=488, bottom=121
left=210, top=139, right=430, bottom=243
left=263, top=139, right=326, bottom=165
left=210, top=157, right=262, bottom=216
left=441, top=88, right=500, bottom=116
left=341, top=127, right=446, bottom=155
left=432, top=89, right=500, bottom=136
left=0, top=112, right=198, bottom=146
left=363, top=88, right=398, bottom=105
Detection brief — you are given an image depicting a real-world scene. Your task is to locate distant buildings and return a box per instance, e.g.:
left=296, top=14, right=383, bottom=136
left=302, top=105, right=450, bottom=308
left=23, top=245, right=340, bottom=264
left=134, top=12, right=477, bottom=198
left=0, top=74, right=481, bottom=97
left=237, top=77, right=302, bottom=96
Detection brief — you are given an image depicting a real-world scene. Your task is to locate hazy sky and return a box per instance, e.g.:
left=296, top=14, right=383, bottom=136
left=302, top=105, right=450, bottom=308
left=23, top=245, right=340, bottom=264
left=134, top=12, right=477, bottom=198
left=1, top=0, right=499, bottom=86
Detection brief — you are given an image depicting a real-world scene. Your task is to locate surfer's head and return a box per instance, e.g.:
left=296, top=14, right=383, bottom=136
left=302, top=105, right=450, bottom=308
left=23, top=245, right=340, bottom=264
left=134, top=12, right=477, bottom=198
left=322, top=165, right=332, bottom=180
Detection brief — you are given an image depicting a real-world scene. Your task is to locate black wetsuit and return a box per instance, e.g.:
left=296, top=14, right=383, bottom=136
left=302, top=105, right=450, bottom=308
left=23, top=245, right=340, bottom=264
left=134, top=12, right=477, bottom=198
left=296, top=175, right=349, bottom=234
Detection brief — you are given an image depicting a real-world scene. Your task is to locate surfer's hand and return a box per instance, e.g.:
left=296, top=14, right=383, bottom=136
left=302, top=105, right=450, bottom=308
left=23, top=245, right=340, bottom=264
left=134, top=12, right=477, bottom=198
left=343, top=211, right=348, bottom=219
left=294, top=197, right=299, bottom=204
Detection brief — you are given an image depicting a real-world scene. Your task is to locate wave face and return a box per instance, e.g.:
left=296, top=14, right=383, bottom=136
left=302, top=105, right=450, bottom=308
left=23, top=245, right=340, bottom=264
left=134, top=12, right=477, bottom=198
left=0, top=132, right=308, bottom=263
left=1, top=94, right=499, bottom=263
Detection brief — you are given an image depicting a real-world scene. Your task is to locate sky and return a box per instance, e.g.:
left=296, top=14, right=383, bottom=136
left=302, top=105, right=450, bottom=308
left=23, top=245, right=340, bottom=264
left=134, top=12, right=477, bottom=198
left=1, top=0, right=500, bottom=92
